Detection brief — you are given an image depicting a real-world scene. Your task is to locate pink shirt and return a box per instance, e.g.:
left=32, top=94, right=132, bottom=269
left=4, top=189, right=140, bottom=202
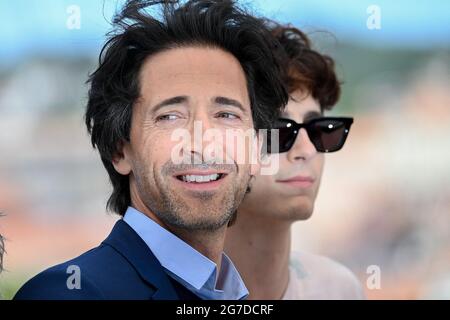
left=282, top=251, right=366, bottom=300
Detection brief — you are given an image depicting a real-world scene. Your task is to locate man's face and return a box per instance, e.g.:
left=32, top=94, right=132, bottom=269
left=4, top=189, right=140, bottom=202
left=113, top=46, right=257, bottom=231
left=239, top=90, right=325, bottom=221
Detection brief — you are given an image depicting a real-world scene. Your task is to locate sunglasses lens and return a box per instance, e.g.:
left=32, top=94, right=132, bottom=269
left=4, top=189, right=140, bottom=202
left=266, top=120, right=296, bottom=153
left=309, top=119, right=348, bottom=152
left=278, top=127, right=296, bottom=153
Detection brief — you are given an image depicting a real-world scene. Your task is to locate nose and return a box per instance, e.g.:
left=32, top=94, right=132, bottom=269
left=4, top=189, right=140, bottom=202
left=186, top=109, right=215, bottom=163
left=286, top=128, right=318, bottom=162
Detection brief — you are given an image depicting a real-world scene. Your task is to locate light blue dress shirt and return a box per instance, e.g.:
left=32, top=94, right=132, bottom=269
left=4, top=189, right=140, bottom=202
left=123, top=206, right=248, bottom=300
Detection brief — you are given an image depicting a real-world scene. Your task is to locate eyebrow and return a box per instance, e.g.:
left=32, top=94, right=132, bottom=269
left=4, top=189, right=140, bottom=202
left=281, top=110, right=323, bottom=121
left=150, top=95, right=247, bottom=114
left=151, top=96, right=188, bottom=113
left=214, top=96, right=246, bottom=113
left=303, top=110, right=322, bottom=121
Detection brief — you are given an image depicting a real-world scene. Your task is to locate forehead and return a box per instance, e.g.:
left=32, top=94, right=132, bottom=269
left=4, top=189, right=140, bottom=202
left=138, top=46, right=249, bottom=106
left=282, top=90, right=321, bottom=122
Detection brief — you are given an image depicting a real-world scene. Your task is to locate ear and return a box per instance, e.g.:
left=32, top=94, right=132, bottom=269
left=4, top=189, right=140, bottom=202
left=112, top=140, right=132, bottom=175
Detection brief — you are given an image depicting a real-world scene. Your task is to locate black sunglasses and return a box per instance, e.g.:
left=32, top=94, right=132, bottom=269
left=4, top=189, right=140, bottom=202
left=267, top=117, right=354, bottom=154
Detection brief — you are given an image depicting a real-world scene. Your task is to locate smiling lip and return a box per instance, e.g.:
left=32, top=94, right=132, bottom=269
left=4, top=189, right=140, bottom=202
left=172, top=171, right=229, bottom=191
left=276, top=175, right=315, bottom=188
left=173, top=170, right=228, bottom=176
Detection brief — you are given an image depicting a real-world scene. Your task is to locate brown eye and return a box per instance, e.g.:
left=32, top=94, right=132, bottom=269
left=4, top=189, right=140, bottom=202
left=217, top=112, right=239, bottom=119
left=156, top=114, right=179, bottom=121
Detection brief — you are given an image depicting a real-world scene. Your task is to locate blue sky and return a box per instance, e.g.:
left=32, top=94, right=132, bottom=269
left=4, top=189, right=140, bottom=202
left=0, top=0, right=449, bottom=65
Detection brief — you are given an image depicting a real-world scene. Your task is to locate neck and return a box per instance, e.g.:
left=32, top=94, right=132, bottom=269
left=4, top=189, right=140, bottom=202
left=130, top=191, right=225, bottom=268
left=171, top=225, right=227, bottom=271
left=225, top=211, right=291, bottom=299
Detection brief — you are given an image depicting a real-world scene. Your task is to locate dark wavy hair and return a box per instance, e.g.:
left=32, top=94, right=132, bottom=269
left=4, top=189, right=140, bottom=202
left=85, top=0, right=288, bottom=216
left=269, top=23, right=341, bottom=111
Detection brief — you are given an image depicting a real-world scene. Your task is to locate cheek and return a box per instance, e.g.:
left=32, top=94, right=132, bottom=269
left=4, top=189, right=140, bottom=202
left=276, top=154, right=291, bottom=176
left=130, top=140, right=169, bottom=183
left=251, top=174, right=277, bottom=197
left=142, top=130, right=178, bottom=161
left=314, top=154, right=325, bottom=175
left=220, top=128, right=255, bottom=164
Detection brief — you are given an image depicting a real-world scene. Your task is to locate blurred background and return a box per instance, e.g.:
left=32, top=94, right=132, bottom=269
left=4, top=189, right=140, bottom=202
left=0, top=0, right=449, bottom=299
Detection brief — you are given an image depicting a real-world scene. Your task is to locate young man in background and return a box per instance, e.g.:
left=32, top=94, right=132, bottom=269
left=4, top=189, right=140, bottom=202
left=225, top=24, right=365, bottom=300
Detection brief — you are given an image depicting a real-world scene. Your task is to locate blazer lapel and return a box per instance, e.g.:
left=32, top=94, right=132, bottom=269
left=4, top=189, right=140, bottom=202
left=102, top=219, right=180, bottom=300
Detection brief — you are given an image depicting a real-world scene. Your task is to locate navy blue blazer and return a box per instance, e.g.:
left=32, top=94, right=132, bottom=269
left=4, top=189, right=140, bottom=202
left=14, top=220, right=200, bottom=300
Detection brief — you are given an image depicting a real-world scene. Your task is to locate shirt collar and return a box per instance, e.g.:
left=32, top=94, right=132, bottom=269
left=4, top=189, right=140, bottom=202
left=123, top=206, right=248, bottom=300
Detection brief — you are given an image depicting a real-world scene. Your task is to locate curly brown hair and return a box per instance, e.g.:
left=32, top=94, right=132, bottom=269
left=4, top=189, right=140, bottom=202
left=270, top=23, right=341, bottom=111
